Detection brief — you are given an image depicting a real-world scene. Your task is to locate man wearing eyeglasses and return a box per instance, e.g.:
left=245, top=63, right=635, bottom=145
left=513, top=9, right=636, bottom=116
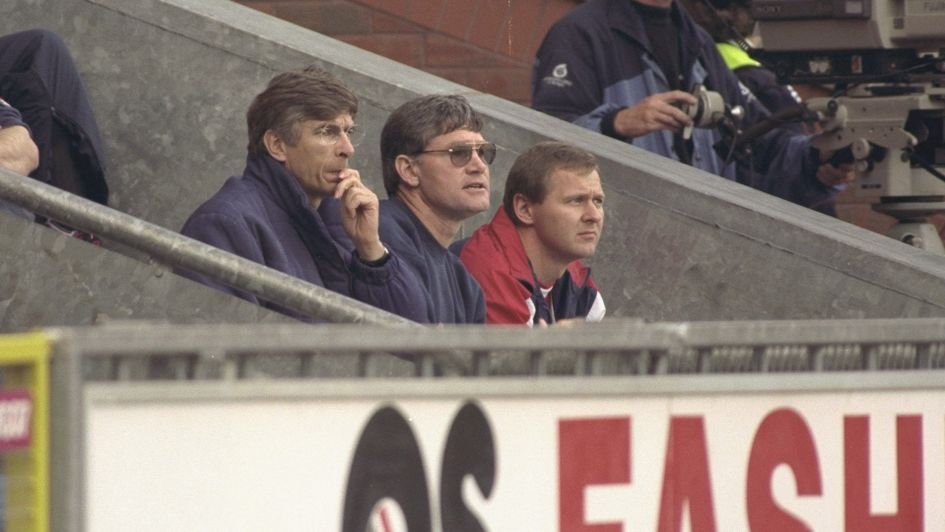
left=376, top=94, right=493, bottom=324
left=453, top=141, right=606, bottom=325
left=179, top=67, right=426, bottom=322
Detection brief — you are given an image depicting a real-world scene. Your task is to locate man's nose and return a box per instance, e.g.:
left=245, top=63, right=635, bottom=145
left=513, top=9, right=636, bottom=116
left=467, top=149, right=488, bottom=172
left=584, top=202, right=603, bottom=222
left=337, top=132, right=355, bottom=157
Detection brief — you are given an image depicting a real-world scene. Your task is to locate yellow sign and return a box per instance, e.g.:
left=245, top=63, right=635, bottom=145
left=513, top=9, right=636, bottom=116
left=0, top=333, right=50, bottom=532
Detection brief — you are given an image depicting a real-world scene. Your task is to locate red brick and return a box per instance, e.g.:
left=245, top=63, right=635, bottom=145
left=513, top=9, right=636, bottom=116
left=241, top=2, right=277, bottom=16
left=467, top=0, right=511, bottom=50
left=339, top=33, right=425, bottom=66
left=372, top=11, right=424, bottom=33
left=408, top=0, right=447, bottom=29
left=500, top=0, right=546, bottom=60
left=464, top=66, right=532, bottom=102
left=493, top=52, right=529, bottom=68
left=439, top=0, right=478, bottom=40
left=425, top=34, right=498, bottom=67
left=543, top=0, right=579, bottom=25
left=273, top=2, right=372, bottom=35
left=370, top=0, right=411, bottom=17
left=427, top=67, right=470, bottom=87
left=835, top=203, right=896, bottom=235
left=534, top=0, right=577, bottom=45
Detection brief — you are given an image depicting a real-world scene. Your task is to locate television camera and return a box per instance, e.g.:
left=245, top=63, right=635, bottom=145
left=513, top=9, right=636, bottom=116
left=752, top=0, right=945, bottom=253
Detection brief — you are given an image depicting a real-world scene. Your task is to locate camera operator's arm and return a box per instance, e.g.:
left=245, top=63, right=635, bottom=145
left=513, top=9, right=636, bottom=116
left=0, top=126, right=39, bottom=176
left=816, top=159, right=855, bottom=188
left=611, top=91, right=697, bottom=139
left=707, top=48, right=843, bottom=208
left=0, top=100, right=38, bottom=176
left=0, top=99, right=39, bottom=175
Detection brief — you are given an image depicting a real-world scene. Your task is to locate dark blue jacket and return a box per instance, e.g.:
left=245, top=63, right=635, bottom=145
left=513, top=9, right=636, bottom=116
left=179, top=155, right=427, bottom=322
left=532, top=0, right=835, bottom=209
left=375, top=199, right=486, bottom=324
left=0, top=29, right=108, bottom=204
left=0, top=96, right=27, bottom=129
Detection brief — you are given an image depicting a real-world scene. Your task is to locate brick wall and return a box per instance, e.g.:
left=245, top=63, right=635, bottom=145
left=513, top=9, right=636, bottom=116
left=235, top=0, right=579, bottom=106
left=235, top=0, right=942, bottom=246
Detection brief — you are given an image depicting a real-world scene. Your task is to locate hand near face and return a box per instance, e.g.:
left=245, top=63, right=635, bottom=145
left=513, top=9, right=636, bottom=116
left=613, top=91, right=697, bottom=139
left=334, top=169, right=386, bottom=262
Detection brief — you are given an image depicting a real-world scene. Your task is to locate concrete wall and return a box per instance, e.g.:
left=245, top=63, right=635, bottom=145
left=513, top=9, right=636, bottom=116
left=0, top=210, right=289, bottom=330
left=4, top=0, right=945, bottom=323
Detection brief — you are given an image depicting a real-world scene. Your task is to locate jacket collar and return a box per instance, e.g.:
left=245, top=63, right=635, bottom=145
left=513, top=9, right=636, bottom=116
left=716, top=41, right=760, bottom=70
left=607, top=0, right=652, bottom=52
left=243, top=153, right=340, bottom=255
left=607, top=0, right=705, bottom=89
left=486, top=208, right=535, bottom=283
left=243, top=154, right=311, bottom=213
left=386, top=198, right=448, bottom=254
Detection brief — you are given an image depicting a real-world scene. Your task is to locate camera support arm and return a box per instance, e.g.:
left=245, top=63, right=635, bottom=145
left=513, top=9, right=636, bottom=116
left=807, top=85, right=945, bottom=198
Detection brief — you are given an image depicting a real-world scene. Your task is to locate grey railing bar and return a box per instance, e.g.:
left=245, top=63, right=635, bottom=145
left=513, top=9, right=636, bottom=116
left=0, top=168, right=414, bottom=326
left=57, top=321, right=686, bottom=355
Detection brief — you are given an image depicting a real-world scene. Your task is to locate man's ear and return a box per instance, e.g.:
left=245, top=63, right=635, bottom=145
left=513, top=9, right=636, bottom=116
left=394, top=154, right=421, bottom=188
left=513, top=193, right=535, bottom=226
left=263, top=130, right=288, bottom=162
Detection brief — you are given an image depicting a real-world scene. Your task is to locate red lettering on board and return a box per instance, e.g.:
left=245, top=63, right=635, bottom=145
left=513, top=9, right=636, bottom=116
left=656, top=416, right=717, bottom=532
left=844, top=415, right=924, bottom=531
left=558, top=417, right=630, bottom=532
left=746, top=408, right=821, bottom=531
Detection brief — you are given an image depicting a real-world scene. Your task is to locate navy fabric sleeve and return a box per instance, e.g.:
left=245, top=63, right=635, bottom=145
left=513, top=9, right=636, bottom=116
left=346, top=252, right=429, bottom=323
left=317, top=197, right=428, bottom=322
left=0, top=99, right=27, bottom=129
left=377, top=201, right=485, bottom=324
left=178, top=212, right=266, bottom=305
left=532, top=17, right=613, bottom=132
left=702, top=42, right=836, bottom=208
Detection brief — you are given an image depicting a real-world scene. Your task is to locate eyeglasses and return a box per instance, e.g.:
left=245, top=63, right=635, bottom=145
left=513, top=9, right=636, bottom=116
left=312, top=123, right=365, bottom=147
left=415, top=142, right=497, bottom=166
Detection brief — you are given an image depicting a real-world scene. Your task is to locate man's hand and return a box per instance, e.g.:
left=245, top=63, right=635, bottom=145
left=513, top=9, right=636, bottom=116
left=536, top=318, right=582, bottom=327
left=0, top=125, right=39, bottom=176
left=612, top=91, right=698, bottom=139
left=333, top=169, right=386, bottom=262
left=816, top=160, right=856, bottom=188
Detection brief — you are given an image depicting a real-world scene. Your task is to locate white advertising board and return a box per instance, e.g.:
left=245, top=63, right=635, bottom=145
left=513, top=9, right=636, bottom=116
left=85, top=377, right=944, bottom=531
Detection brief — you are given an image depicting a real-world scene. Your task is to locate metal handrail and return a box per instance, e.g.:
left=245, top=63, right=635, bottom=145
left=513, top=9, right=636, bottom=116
left=48, top=318, right=945, bottom=380
left=0, top=168, right=415, bottom=327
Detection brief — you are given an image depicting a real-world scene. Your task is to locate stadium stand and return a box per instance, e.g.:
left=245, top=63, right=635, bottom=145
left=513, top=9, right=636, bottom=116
left=1, top=0, right=945, bottom=529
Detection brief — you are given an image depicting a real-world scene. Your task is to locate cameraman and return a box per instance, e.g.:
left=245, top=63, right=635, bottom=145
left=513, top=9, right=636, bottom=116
left=532, top=0, right=853, bottom=212
left=680, top=0, right=805, bottom=130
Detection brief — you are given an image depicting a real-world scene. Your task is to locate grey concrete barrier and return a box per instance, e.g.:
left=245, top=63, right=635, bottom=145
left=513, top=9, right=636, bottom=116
left=4, top=0, right=945, bottom=324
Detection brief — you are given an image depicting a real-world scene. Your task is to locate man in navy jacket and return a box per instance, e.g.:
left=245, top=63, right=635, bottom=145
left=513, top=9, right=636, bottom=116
left=532, top=0, right=852, bottom=211
left=376, top=95, right=490, bottom=324
left=180, top=67, right=426, bottom=322
left=454, top=141, right=606, bottom=325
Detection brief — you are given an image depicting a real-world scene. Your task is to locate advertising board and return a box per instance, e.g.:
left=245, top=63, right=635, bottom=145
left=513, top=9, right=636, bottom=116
left=85, top=377, right=943, bottom=531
